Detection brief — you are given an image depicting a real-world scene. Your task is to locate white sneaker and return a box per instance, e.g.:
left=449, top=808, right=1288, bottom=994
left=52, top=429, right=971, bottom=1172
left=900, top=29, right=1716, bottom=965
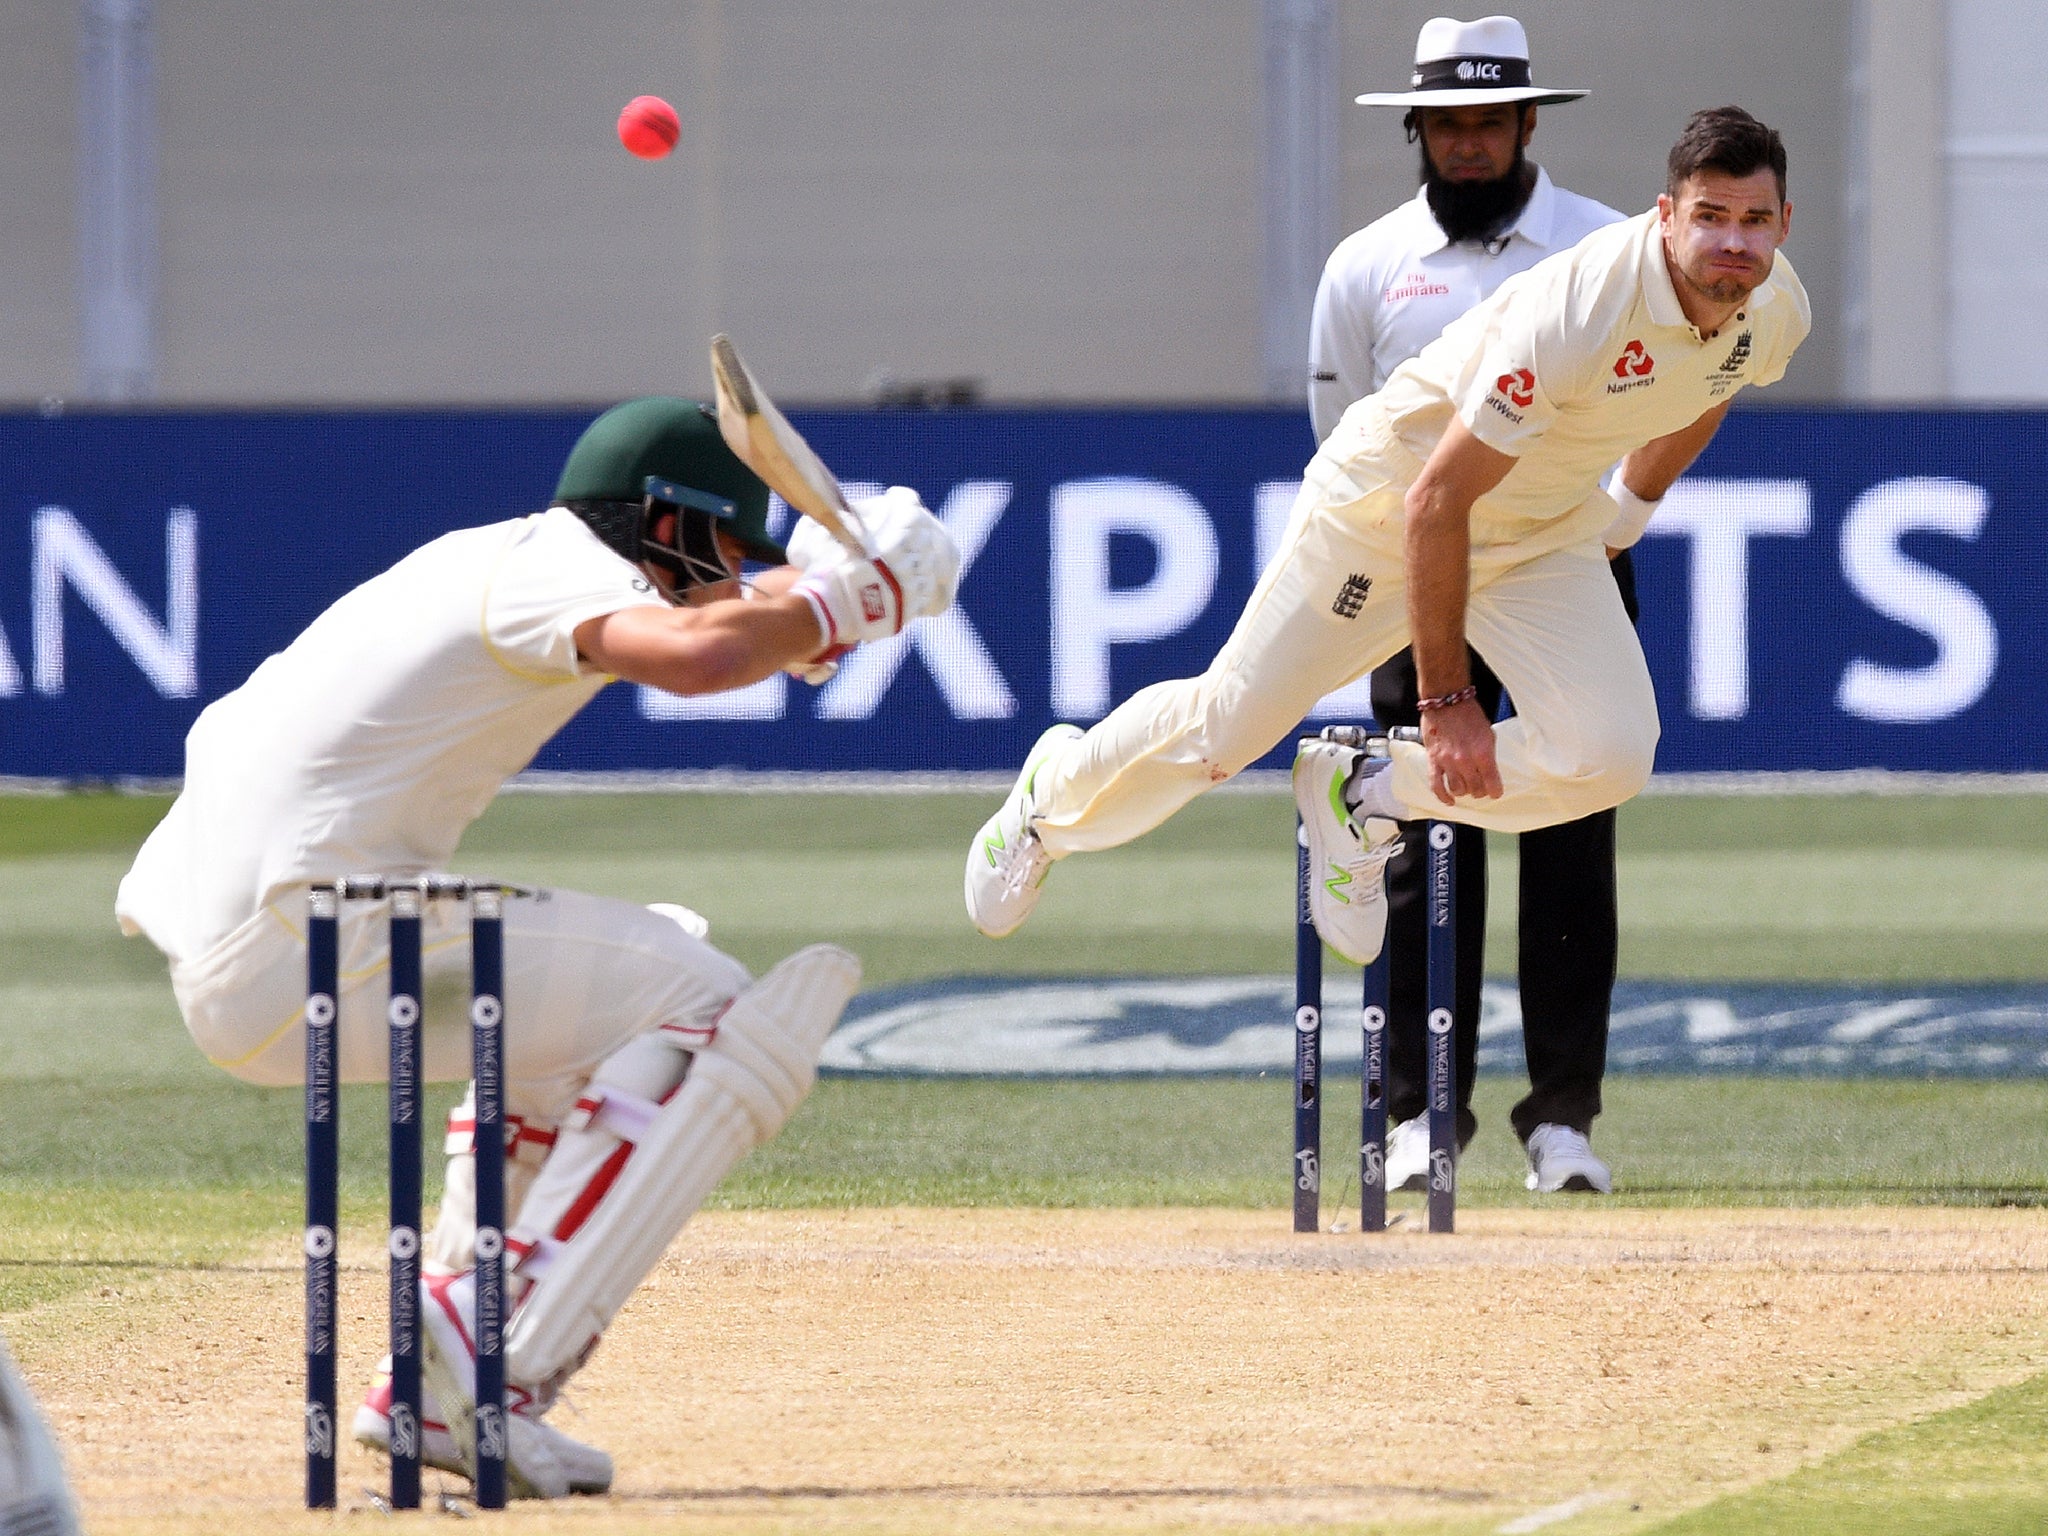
left=965, top=723, right=1083, bottom=937
left=1524, top=1123, right=1612, bottom=1194
left=351, top=1356, right=466, bottom=1479
left=1383, top=1116, right=1433, bottom=1193
left=419, top=1272, right=614, bottom=1499
left=1292, top=739, right=1402, bottom=965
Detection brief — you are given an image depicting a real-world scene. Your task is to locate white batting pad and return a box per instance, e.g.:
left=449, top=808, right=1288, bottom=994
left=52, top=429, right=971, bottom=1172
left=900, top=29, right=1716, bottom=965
left=425, top=1085, right=556, bottom=1276
left=505, top=944, right=861, bottom=1386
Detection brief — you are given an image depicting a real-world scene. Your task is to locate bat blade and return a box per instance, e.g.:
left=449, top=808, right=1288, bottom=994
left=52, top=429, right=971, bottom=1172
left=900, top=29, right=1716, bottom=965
left=710, top=334, right=870, bottom=559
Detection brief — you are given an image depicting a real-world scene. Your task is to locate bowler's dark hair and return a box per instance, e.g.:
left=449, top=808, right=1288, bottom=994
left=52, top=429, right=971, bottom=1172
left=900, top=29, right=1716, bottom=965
left=1666, top=107, right=1787, bottom=202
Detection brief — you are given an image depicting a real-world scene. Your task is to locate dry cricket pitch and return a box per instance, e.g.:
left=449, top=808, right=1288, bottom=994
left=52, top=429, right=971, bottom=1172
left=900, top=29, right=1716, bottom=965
left=19, top=1206, right=2048, bottom=1535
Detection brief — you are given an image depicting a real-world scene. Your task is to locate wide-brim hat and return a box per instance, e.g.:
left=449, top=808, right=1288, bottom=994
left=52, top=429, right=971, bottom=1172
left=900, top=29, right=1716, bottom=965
left=1355, top=15, right=1588, bottom=109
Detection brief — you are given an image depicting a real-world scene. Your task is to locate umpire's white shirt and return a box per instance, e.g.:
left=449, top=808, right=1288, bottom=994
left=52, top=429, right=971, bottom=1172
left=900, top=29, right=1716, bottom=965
left=117, top=509, right=665, bottom=963
left=1308, top=167, right=1623, bottom=442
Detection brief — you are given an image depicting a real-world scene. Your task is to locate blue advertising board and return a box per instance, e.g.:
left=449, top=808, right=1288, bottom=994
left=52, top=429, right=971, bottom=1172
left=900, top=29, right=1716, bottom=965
left=1, top=405, right=2042, bottom=779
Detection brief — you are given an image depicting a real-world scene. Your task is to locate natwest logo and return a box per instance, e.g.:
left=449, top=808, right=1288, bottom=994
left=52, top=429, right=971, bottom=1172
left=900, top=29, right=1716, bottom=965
left=1613, top=339, right=1654, bottom=379
left=1495, top=368, right=1535, bottom=407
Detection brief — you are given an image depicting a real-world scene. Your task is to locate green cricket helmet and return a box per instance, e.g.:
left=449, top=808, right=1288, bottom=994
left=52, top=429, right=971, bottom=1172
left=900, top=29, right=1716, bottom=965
left=554, top=397, right=785, bottom=593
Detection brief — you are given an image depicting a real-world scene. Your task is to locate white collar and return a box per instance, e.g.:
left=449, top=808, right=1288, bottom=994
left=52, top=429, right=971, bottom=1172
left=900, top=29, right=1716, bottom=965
left=1639, top=211, right=1688, bottom=329
left=1412, top=164, right=1562, bottom=256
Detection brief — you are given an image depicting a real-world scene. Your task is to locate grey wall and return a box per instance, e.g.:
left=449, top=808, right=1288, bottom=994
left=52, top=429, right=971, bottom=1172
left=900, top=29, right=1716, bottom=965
left=1945, top=0, right=2048, bottom=401
left=1851, top=0, right=1946, bottom=401
left=145, top=0, right=1263, bottom=406
left=0, top=3, right=81, bottom=401
left=707, top=2, right=1260, bottom=405
left=1335, top=0, right=1848, bottom=402
left=155, top=3, right=726, bottom=404
left=8, top=2, right=1847, bottom=406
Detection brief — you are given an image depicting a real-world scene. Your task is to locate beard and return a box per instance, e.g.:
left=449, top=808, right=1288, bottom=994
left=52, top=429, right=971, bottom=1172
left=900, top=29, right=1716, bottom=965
left=1672, top=250, right=1770, bottom=309
left=1421, top=143, right=1535, bottom=245
left=1688, top=267, right=1765, bottom=305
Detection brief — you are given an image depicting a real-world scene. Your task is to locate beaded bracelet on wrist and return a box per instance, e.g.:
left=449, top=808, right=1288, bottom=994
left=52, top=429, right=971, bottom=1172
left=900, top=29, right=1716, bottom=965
left=1415, top=684, right=1478, bottom=713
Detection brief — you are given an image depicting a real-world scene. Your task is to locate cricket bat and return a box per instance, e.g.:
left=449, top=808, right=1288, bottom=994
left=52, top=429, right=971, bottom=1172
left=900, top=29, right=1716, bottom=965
left=709, top=335, right=872, bottom=560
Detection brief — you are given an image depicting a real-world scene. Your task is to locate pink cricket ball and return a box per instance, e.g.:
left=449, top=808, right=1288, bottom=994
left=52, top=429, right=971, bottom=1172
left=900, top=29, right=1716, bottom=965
left=617, top=95, right=680, bottom=160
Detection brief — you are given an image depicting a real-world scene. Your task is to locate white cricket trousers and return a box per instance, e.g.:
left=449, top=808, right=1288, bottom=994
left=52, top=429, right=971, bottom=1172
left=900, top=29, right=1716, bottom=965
left=1032, top=426, right=1659, bottom=854
left=167, top=883, right=750, bottom=1126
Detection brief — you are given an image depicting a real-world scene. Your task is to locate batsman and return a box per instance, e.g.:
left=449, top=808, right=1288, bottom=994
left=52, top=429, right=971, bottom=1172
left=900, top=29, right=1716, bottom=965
left=117, top=397, right=961, bottom=1498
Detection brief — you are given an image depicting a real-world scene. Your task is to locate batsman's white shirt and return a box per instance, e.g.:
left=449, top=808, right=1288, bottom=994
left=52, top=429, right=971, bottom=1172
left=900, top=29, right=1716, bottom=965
left=1308, top=167, right=1623, bottom=441
left=115, top=508, right=756, bottom=1115
left=117, top=508, right=663, bottom=961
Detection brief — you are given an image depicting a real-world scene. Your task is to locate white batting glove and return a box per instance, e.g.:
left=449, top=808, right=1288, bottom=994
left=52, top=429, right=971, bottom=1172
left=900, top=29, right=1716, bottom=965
left=864, top=489, right=960, bottom=622
left=783, top=513, right=842, bottom=573
left=789, top=490, right=960, bottom=650
left=785, top=486, right=934, bottom=572
left=791, top=560, right=908, bottom=649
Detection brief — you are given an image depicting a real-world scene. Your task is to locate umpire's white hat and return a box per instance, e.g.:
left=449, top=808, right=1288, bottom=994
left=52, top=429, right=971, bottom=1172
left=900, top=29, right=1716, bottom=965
left=1354, top=15, right=1588, bottom=109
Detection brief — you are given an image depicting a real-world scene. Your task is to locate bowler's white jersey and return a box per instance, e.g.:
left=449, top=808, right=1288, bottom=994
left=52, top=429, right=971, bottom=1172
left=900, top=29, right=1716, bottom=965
left=117, top=508, right=664, bottom=962
left=1318, top=207, right=1811, bottom=564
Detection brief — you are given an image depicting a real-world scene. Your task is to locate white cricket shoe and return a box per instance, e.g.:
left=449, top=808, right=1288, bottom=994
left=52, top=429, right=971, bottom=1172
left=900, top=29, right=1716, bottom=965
left=419, top=1272, right=614, bottom=1499
left=1293, top=739, right=1402, bottom=965
left=1383, top=1116, right=1434, bottom=1193
left=965, top=723, right=1083, bottom=938
left=1523, top=1123, right=1612, bottom=1194
left=352, top=1357, right=466, bottom=1479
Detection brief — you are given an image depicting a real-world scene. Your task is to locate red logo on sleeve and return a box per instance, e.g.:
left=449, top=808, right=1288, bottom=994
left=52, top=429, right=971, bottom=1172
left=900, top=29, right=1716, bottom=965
left=1612, top=340, right=1654, bottom=378
left=1494, top=368, right=1535, bottom=407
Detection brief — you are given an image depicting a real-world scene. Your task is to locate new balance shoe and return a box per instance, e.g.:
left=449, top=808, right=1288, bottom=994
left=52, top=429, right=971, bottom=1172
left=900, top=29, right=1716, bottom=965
left=1293, top=739, right=1402, bottom=965
left=352, top=1357, right=465, bottom=1479
left=418, top=1272, right=613, bottom=1499
left=965, top=723, right=1083, bottom=938
left=1523, top=1123, right=1612, bottom=1194
left=1382, top=1116, right=1434, bottom=1193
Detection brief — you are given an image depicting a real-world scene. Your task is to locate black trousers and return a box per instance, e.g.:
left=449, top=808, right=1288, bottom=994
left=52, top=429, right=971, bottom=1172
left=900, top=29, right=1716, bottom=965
left=1369, top=550, right=1637, bottom=1148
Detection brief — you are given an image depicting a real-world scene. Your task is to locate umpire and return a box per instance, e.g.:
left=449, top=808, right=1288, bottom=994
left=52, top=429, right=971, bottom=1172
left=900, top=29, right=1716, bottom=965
left=1307, top=14, right=1630, bottom=1193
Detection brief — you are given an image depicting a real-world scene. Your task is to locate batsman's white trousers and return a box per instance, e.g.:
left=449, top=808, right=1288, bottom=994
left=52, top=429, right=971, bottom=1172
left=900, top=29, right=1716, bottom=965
left=1033, top=426, right=1659, bottom=854
left=168, top=884, right=750, bottom=1125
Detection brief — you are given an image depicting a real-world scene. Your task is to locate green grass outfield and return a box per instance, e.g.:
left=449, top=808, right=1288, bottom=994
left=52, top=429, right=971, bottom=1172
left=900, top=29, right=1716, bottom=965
left=1640, top=1368, right=2048, bottom=1535
left=7, top=784, right=2048, bottom=1225
left=5, top=786, right=2048, bottom=1532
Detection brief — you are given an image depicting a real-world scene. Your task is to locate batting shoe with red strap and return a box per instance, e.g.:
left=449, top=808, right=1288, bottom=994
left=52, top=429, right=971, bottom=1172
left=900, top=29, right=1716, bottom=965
left=351, top=1358, right=464, bottom=1479
left=418, top=1271, right=613, bottom=1499
left=1293, top=738, right=1403, bottom=965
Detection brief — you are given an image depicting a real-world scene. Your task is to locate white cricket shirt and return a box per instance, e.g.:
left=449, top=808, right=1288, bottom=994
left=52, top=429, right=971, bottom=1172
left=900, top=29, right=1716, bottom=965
left=116, top=508, right=666, bottom=962
left=1322, top=207, right=1810, bottom=562
left=1308, top=167, right=1624, bottom=442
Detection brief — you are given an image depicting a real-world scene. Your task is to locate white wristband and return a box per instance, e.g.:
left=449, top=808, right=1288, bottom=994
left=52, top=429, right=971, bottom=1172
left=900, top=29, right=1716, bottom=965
left=1602, top=482, right=1662, bottom=550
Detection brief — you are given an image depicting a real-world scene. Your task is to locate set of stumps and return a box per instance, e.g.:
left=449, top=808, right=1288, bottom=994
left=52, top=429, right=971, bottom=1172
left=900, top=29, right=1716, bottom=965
left=1294, top=725, right=1456, bottom=1235
left=303, top=877, right=524, bottom=1510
